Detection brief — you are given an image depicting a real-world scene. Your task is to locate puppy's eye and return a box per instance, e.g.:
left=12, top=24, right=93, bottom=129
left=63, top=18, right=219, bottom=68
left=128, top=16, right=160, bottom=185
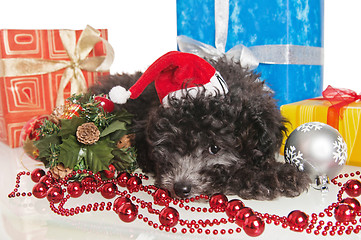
left=209, top=145, right=221, bottom=154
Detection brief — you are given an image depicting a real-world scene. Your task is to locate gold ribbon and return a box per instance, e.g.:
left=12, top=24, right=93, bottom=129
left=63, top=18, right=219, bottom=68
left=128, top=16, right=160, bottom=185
left=0, top=25, right=114, bottom=106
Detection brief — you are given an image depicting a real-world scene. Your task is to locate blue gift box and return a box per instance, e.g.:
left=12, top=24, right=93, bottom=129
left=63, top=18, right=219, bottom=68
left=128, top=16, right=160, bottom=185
left=177, top=0, right=324, bottom=106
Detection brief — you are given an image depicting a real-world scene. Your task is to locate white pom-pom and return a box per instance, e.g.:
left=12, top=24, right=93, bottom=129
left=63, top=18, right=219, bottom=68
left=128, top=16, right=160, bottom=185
left=109, top=86, right=131, bottom=104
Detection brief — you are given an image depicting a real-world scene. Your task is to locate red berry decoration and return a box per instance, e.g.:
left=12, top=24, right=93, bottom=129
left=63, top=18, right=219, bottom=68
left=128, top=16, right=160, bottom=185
left=118, top=202, right=138, bottom=223
left=46, top=186, right=64, bottom=203
left=113, top=196, right=131, bottom=213
left=30, top=168, right=46, bottom=183
left=101, top=182, right=118, bottom=199
left=235, top=207, right=254, bottom=227
left=94, top=96, right=114, bottom=113
left=159, top=207, right=180, bottom=227
left=67, top=181, right=84, bottom=198
left=116, top=172, right=131, bottom=187
left=153, top=188, right=171, bottom=206
left=209, top=193, right=228, bottom=211
left=225, top=199, right=245, bottom=218
left=287, top=210, right=309, bottom=231
left=345, top=179, right=361, bottom=197
left=126, top=176, right=142, bottom=191
left=341, top=197, right=361, bottom=212
left=334, top=203, right=356, bottom=222
left=103, top=164, right=116, bottom=179
left=32, top=182, right=48, bottom=199
left=243, top=215, right=265, bottom=237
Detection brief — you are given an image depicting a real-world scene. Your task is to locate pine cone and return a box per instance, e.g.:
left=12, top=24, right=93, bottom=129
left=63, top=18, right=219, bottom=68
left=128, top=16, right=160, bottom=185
left=50, top=163, right=72, bottom=179
left=76, top=122, right=100, bottom=145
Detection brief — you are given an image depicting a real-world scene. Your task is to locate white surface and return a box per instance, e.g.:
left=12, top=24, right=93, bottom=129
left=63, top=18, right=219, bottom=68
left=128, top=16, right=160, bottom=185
left=0, top=2, right=361, bottom=238
left=0, top=0, right=360, bottom=91
left=0, top=141, right=361, bottom=240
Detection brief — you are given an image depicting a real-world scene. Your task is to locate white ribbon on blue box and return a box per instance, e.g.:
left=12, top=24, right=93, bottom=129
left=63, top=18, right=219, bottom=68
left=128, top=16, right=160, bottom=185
left=177, top=0, right=324, bottom=106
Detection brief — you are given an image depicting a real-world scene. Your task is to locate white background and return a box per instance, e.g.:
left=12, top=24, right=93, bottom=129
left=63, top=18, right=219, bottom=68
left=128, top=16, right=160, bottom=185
left=0, top=0, right=360, bottom=92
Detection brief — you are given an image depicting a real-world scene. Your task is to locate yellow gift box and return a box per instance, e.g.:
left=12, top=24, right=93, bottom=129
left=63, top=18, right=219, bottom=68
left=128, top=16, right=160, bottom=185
left=280, top=87, right=361, bottom=166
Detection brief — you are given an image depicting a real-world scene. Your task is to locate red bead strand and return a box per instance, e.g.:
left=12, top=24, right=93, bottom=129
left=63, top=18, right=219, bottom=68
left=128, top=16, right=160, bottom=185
left=9, top=169, right=361, bottom=237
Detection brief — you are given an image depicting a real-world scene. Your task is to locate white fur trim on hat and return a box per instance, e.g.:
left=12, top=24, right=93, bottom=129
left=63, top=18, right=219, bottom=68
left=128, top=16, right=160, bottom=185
left=109, top=86, right=131, bottom=104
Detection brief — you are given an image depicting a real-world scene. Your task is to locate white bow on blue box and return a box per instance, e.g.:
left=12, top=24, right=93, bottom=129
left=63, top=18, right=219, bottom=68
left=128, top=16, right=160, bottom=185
left=176, top=0, right=324, bottom=106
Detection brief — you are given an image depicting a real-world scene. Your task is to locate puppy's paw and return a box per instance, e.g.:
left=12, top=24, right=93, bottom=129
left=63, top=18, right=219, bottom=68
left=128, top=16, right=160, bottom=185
left=277, top=164, right=311, bottom=198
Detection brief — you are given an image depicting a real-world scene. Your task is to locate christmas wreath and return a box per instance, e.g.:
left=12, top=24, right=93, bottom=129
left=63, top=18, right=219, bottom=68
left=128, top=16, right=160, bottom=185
left=21, top=94, right=137, bottom=179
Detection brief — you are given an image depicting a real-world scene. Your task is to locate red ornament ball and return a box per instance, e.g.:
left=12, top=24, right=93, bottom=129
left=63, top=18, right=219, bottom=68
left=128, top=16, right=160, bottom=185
left=159, top=207, right=180, bottom=227
left=243, top=215, right=265, bottom=237
left=39, top=175, right=55, bottom=188
left=225, top=199, right=245, bottom=218
left=153, top=188, right=171, bottom=206
left=209, top=193, right=228, bottom=211
left=20, top=115, right=49, bottom=143
left=118, top=202, right=138, bottom=223
left=30, top=168, right=46, bottom=183
left=102, top=164, right=116, bottom=179
left=46, top=186, right=64, bottom=203
left=116, top=172, right=131, bottom=187
left=126, top=176, right=142, bottom=191
left=345, top=179, right=361, bottom=197
left=287, top=210, right=309, bottom=231
left=32, top=182, right=48, bottom=199
left=94, top=96, right=114, bottom=113
left=20, top=115, right=49, bottom=159
left=235, top=207, right=254, bottom=227
left=113, top=196, right=131, bottom=213
left=101, top=183, right=118, bottom=199
left=334, top=203, right=356, bottom=222
left=341, top=198, right=361, bottom=212
left=67, top=181, right=84, bottom=198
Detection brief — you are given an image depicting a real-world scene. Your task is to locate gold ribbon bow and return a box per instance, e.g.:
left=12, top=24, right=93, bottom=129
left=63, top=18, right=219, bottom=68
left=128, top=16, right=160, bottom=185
left=0, top=25, right=114, bottom=106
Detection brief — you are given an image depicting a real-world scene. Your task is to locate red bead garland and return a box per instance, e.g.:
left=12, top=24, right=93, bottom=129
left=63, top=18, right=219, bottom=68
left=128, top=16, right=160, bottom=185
left=287, top=210, right=309, bottom=231
left=209, top=193, right=228, bottom=211
left=30, top=168, right=45, bottom=183
left=345, top=179, right=361, bottom=198
left=46, top=186, right=64, bottom=203
left=153, top=188, right=171, bottom=206
left=118, top=202, right=138, bottom=222
left=235, top=207, right=254, bottom=228
left=32, top=182, right=48, bottom=199
left=67, top=181, right=84, bottom=198
left=225, top=199, right=245, bottom=218
left=341, top=198, right=361, bottom=213
left=100, top=182, right=118, bottom=199
left=9, top=168, right=361, bottom=237
left=159, top=207, right=180, bottom=227
left=113, top=196, right=132, bottom=213
left=334, top=204, right=356, bottom=222
left=243, top=215, right=265, bottom=237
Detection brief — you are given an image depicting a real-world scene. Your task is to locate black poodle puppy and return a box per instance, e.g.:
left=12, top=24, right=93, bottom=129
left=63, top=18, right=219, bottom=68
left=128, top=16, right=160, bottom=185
left=89, top=56, right=310, bottom=200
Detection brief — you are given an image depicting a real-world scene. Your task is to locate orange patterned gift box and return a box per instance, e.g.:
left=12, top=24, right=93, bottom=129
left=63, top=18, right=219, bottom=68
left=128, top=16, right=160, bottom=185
left=280, top=86, right=361, bottom=166
left=0, top=26, right=113, bottom=148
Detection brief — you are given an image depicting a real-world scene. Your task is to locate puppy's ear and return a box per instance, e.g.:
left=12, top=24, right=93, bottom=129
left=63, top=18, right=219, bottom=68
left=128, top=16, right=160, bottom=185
left=233, top=95, right=287, bottom=164
left=250, top=105, right=287, bottom=155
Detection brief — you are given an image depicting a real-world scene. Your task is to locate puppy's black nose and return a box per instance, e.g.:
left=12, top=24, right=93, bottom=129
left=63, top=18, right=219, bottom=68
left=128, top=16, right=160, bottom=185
left=174, top=182, right=192, bottom=198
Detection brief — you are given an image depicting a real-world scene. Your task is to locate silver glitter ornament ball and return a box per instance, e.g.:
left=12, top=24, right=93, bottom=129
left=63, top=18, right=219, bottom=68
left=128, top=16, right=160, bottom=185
left=284, top=122, right=347, bottom=191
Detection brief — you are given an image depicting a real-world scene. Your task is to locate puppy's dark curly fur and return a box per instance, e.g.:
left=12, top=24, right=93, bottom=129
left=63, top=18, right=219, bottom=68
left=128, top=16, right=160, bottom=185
left=89, top=58, right=310, bottom=200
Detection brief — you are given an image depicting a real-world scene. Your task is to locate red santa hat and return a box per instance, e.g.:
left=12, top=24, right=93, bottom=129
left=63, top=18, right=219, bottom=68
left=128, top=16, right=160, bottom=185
left=109, top=51, right=228, bottom=105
